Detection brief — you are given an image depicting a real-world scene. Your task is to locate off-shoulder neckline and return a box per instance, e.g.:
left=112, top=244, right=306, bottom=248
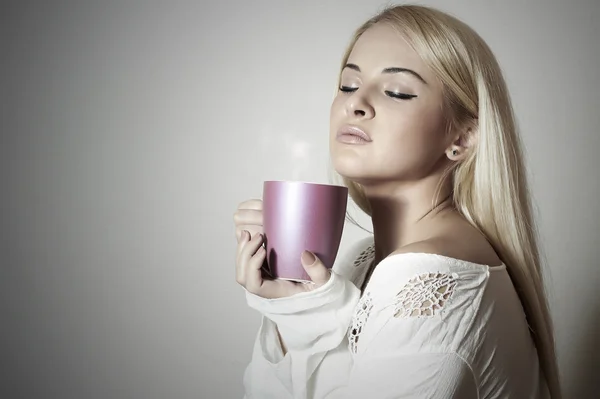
left=382, top=251, right=506, bottom=271
left=357, top=244, right=506, bottom=272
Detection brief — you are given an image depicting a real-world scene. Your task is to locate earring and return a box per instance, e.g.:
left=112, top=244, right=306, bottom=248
left=452, top=149, right=458, bottom=156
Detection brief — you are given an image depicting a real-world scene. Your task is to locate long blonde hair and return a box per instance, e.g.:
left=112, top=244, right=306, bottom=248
left=331, top=5, right=561, bottom=397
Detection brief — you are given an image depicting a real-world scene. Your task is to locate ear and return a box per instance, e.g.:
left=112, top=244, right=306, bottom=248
left=446, top=119, right=478, bottom=161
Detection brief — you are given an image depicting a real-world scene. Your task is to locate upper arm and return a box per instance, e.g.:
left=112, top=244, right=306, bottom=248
left=342, top=254, right=488, bottom=398
left=347, top=352, right=478, bottom=399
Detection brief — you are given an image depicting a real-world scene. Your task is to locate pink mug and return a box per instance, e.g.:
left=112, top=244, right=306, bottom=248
left=262, top=181, right=348, bottom=282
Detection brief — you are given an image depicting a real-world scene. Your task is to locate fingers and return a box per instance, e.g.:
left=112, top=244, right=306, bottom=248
left=244, top=243, right=268, bottom=294
left=235, top=211, right=264, bottom=240
left=240, top=232, right=265, bottom=262
left=238, top=199, right=263, bottom=210
left=233, top=209, right=263, bottom=227
left=300, top=251, right=332, bottom=286
left=234, top=229, right=316, bottom=299
left=235, top=231, right=266, bottom=290
left=234, top=203, right=264, bottom=241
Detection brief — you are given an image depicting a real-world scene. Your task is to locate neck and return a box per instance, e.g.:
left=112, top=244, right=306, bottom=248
left=362, top=174, right=454, bottom=264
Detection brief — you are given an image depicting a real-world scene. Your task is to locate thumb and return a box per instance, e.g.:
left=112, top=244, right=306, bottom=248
left=300, top=251, right=331, bottom=285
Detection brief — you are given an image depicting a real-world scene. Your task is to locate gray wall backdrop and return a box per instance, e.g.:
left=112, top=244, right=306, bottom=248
left=1, top=0, right=599, bottom=398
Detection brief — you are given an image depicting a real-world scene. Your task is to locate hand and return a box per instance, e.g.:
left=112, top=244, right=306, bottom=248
left=235, top=230, right=332, bottom=299
left=233, top=199, right=264, bottom=241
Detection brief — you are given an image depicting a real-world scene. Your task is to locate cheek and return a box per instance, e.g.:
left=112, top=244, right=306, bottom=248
left=377, top=105, right=447, bottom=165
left=395, top=102, right=446, bottom=144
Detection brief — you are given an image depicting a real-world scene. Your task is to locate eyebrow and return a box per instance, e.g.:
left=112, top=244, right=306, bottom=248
left=344, top=63, right=428, bottom=85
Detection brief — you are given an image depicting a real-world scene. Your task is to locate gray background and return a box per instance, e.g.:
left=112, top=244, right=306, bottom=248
left=1, top=0, right=598, bottom=398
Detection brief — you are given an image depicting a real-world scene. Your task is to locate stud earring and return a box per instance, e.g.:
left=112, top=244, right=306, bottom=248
left=452, top=149, right=458, bottom=156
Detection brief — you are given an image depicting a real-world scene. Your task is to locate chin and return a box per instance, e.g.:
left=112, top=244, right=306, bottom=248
left=331, top=155, right=371, bottom=183
left=330, top=141, right=383, bottom=183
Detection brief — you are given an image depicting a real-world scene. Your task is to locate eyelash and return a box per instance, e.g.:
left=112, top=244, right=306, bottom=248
left=339, top=86, right=417, bottom=100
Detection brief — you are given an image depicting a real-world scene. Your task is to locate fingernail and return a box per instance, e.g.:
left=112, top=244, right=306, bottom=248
left=301, top=250, right=316, bottom=265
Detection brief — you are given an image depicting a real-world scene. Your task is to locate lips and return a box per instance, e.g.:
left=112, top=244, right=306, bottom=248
left=336, top=125, right=372, bottom=143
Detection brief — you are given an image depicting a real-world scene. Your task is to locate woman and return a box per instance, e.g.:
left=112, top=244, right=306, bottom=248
left=233, top=4, right=561, bottom=398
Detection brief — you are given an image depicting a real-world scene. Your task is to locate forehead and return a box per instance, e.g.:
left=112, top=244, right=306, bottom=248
left=347, top=23, right=431, bottom=79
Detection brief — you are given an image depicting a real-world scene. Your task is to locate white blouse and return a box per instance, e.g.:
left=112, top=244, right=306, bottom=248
left=242, top=237, right=549, bottom=398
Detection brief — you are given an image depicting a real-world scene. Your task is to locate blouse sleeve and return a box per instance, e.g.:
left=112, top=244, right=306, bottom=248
left=242, top=270, right=360, bottom=398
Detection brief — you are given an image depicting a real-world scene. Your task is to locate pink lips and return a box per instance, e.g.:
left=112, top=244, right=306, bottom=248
left=336, top=125, right=372, bottom=144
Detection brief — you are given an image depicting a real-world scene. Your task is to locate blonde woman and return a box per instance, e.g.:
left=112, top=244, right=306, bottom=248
left=234, top=4, right=561, bottom=398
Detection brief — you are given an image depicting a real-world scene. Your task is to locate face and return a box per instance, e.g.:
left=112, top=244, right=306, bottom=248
left=329, top=23, right=455, bottom=187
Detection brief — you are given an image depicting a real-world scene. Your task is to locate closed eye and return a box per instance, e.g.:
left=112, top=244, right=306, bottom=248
left=339, top=86, right=417, bottom=100
left=385, top=91, right=417, bottom=100
left=339, top=85, right=358, bottom=93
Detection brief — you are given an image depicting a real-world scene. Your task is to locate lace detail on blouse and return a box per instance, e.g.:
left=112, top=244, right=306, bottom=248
left=353, top=245, right=375, bottom=267
left=393, top=272, right=457, bottom=318
left=348, top=291, right=373, bottom=354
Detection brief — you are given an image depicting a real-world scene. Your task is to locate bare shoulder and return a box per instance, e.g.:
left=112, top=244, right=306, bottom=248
left=394, top=214, right=503, bottom=267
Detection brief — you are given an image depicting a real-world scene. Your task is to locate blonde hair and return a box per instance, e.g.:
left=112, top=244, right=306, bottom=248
left=331, top=4, right=561, bottom=397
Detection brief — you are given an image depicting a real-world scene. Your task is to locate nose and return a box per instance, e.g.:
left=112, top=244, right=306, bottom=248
left=345, top=93, right=375, bottom=119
